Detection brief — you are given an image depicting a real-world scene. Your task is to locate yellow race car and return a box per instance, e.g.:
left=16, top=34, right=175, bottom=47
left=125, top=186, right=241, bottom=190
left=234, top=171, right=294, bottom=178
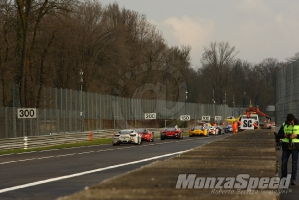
left=189, top=126, right=208, bottom=137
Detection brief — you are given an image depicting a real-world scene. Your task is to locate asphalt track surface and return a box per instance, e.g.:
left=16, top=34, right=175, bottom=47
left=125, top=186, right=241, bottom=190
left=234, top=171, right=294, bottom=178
left=0, top=134, right=230, bottom=200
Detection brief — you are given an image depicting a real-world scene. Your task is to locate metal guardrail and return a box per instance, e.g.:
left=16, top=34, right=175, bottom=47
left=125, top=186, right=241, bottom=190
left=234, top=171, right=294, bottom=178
left=0, top=129, right=118, bottom=151
left=0, top=128, right=175, bottom=151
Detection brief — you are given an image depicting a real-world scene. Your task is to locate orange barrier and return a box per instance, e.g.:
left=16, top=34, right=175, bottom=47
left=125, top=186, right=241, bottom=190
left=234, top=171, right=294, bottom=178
left=89, top=132, right=93, bottom=141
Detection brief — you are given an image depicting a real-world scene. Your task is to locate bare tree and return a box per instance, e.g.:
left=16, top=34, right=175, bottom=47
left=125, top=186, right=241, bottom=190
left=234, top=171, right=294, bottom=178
left=200, top=41, right=238, bottom=104
left=15, top=0, right=75, bottom=107
left=228, top=60, right=252, bottom=106
left=74, top=1, right=119, bottom=93
left=0, top=0, right=289, bottom=112
left=0, top=0, right=18, bottom=107
left=286, top=51, right=299, bottom=63
left=254, top=58, right=285, bottom=106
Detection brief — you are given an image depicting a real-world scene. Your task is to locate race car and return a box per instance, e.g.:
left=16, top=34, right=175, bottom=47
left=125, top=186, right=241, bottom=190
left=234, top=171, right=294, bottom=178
left=160, top=127, right=183, bottom=140
left=189, top=126, right=208, bottom=137
left=207, top=126, right=219, bottom=135
left=215, top=125, right=224, bottom=135
left=225, top=125, right=233, bottom=133
left=112, top=129, right=142, bottom=145
left=136, top=129, right=154, bottom=142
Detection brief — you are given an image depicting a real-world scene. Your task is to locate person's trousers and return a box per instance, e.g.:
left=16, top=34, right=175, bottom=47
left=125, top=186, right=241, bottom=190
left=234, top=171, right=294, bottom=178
left=281, top=148, right=299, bottom=181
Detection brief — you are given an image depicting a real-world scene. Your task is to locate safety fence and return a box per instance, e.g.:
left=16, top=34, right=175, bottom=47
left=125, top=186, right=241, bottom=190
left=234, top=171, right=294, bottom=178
left=0, top=87, right=234, bottom=139
left=276, top=59, right=299, bottom=125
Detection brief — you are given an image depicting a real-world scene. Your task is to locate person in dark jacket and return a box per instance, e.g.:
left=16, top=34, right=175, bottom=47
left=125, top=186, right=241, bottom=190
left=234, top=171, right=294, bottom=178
left=277, top=113, right=299, bottom=185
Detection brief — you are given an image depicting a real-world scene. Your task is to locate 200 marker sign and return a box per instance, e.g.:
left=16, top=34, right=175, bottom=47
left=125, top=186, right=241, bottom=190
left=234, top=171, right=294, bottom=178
left=180, top=115, right=190, bottom=121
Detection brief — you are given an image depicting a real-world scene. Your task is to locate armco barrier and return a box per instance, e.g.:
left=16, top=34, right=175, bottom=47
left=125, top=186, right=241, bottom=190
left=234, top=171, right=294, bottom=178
left=0, top=130, right=116, bottom=150
left=58, top=129, right=279, bottom=200
left=0, top=128, right=168, bottom=150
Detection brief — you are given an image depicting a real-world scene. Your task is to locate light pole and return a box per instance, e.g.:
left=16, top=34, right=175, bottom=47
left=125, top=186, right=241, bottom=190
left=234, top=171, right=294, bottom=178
left=212, top=99, right=216, bottom=123
left=195, top=113, right=200, bottom=126
left=233, top=94, right=235, bottom=116
left=80, top=69, right=84, bottom=132
left=165, top=120, right=168, bottom=129
left=243, top=92, right=246, bottom=108
left=185, top=91, right=188, bottom=113
left=212, top=89, right=216, bottom=122
left=185, top=91, right=188, bottom=128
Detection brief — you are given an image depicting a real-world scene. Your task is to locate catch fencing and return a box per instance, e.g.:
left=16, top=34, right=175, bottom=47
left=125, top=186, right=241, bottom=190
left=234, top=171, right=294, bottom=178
left=0, top=87, right=234, bottom=139
left=276, top=59, right=299, bottom=125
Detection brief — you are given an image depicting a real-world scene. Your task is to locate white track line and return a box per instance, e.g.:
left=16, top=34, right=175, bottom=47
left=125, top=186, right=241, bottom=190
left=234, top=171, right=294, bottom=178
left=0, top=150, right=189, bottom=193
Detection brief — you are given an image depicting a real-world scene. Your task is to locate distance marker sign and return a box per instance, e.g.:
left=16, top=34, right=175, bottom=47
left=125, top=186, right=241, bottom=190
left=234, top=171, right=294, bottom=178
left=202, top=116, right=210, bottom=121
left=17, top=108, right=37, bottom=118
left=180, top=115, right=190, bottom=121
left=145, top=113, right=156, bottom=119
left=240, top=118, right=255, bottom=129
left=215, top=116, right=222, bottom=120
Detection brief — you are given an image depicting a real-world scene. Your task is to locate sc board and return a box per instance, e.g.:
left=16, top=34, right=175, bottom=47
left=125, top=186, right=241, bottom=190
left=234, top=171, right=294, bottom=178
left=240, top=118, right=255, bottom=129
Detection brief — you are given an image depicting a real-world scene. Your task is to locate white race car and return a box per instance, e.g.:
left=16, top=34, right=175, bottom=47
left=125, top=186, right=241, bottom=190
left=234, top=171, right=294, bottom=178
left=208, top=126, right=219, bottom=135
left=112, top=129, right=142, bottom=146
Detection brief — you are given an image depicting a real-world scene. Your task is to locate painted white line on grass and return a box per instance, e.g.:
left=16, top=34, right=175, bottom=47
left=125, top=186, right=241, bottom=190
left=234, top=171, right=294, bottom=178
left=0, top=150, right=189, bottom=193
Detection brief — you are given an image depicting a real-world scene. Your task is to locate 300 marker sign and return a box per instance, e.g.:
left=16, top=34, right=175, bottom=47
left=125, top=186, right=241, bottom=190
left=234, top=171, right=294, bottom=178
left=17, top=108, right=37, bottom=119
left=145, top=113, right=156, bottom=119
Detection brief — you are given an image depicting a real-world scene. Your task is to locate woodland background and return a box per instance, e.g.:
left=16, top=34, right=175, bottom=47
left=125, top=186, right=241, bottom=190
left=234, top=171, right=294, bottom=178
left=0, top=0, right=297, bottom=111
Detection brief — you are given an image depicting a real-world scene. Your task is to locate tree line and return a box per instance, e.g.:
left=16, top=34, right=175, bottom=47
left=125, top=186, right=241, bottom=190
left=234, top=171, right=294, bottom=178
left=0, top=0, right=292, bottom=112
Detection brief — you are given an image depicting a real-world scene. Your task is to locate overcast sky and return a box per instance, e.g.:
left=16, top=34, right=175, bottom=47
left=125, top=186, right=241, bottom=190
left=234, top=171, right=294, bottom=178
left=98, top=0, right=299, bottom=68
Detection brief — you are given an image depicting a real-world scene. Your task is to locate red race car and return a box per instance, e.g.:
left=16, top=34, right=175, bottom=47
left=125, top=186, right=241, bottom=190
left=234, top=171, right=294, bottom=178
left=160, top=127, right=183, bottom=140
left=136, top=129, right=154, bottom=142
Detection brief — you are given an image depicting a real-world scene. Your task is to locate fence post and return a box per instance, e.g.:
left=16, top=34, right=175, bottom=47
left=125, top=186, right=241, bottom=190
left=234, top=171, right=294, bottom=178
left=13, top=107, right=17, bottom=137
left=96, top=93, right=98, bottom=130
left=5, top=107, right=8, bottom=138
left=24, top=136, right=28, bottom=149
left=99, top=94, right=102, bottom=129
left=69, top=89, right=72, bottom=133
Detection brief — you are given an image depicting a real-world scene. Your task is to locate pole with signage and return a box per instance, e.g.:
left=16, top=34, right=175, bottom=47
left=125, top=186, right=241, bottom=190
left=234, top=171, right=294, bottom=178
left=80, top=70, right=84, bottom=132
left=17, top=108, right=37, bottom=149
